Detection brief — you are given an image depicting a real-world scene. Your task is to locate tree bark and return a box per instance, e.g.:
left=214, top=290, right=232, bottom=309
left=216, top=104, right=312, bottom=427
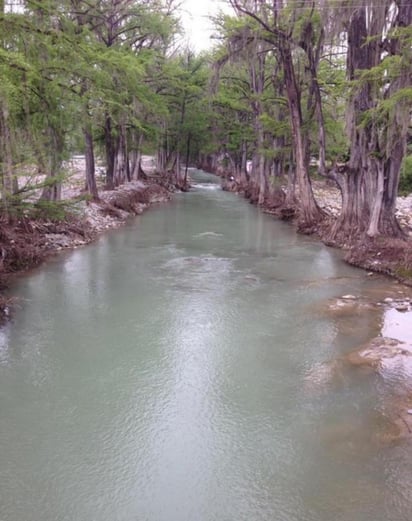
left=330, top=3, right=410, bottom=241
left=104, top=114, right=115, bottom=189
left=0, top=102, right=14, bottom=218
left=83, top=124, right=99, bottom=201
left=280, top=42, right=322, bottom=225
left=40, top=126, right=63, bottom=202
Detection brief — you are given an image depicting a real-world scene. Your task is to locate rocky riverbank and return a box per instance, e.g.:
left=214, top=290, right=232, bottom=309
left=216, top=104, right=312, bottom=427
left=311, top=181, right=412, bottom=234
left=311, top=182, right=412, bottom=284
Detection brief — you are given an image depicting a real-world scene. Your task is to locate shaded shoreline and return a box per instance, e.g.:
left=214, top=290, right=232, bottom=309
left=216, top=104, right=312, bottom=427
left=0, top=179, right=172, bottom=321
left=219, top=176, right=412, bottom=286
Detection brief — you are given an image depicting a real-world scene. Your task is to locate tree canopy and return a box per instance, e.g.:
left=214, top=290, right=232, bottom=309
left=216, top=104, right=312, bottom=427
left=1, top=0, right=411, bottom=243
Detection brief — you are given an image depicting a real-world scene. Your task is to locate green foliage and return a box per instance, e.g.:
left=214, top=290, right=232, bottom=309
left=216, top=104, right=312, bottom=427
left=0, top=0, right=183, bottom=210
left=31, top=199, right=74, bottom=221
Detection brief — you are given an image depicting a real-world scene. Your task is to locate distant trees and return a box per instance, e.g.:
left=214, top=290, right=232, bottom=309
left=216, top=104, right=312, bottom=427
left=156, top=50, right=210, bottom=189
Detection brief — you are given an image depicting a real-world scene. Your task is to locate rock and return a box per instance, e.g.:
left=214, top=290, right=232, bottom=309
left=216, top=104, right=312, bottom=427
left=346, top=337, right=412, bottom=369
left=384, top=297, right=394, bottom=303
left=342, top=294, right=357, bottom=300
left=396, top=305, right=410, bottom=312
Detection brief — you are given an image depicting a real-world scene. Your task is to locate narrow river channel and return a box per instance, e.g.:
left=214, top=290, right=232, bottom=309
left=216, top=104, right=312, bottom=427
left=1, top=171, right=411, bottom=521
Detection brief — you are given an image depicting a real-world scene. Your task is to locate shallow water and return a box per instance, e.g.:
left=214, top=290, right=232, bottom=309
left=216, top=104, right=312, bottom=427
left=1, top=171, right=412, bottom=521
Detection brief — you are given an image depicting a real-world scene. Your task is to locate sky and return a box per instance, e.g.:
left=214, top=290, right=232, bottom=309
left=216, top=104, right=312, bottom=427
left=179, top=0, right=229, bottom=51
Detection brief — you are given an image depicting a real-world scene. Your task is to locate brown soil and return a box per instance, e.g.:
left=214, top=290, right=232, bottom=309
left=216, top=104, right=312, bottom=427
left=344, top=237, right=412, bottom=284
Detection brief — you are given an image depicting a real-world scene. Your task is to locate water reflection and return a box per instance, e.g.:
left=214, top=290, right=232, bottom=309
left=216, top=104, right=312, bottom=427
left=382, top=308, right=412, bottom=343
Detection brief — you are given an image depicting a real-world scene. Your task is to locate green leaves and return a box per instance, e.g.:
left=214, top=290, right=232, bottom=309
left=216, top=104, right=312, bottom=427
left=0, top=0, right=184, bottom=209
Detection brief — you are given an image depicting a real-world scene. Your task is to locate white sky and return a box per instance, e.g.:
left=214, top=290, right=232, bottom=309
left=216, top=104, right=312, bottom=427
left=179, top=0, right=230, bottom=51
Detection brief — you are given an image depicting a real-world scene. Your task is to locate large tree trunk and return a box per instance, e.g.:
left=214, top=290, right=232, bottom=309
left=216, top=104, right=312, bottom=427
left=329, top=8, right=374, bottom=240
left=366, top=0, right=412, bottom=238
left=281, top=42, right=322, bottom=226
left=0, top=102, right=14, bottom=218
left=330, top=4, right=410, bottom=241
left=302, top=21, right=327, bottom=177
left=372, top=147, right=405, bottom=237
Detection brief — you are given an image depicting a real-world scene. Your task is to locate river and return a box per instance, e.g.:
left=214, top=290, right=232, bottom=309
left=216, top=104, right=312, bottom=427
left=1, top=171, right=411, bottom=521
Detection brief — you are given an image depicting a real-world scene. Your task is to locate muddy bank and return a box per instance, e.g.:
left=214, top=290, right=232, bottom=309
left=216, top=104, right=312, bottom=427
left=0, top=180, right=171, bottom=320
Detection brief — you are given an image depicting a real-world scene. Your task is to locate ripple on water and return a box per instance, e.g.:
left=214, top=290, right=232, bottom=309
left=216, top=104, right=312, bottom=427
left=193, top=231, right=224, bottom=239
left=191, top=183, right=221, bottom=191
left=3, top=172, right=412, bottom=521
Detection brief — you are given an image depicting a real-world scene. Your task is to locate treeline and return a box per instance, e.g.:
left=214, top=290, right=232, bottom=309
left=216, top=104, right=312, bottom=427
left=203, top=0, right=412, bottom=242
left=0, top=0, right=208, bottom=218
left=1, top=0, right=411, bottom=245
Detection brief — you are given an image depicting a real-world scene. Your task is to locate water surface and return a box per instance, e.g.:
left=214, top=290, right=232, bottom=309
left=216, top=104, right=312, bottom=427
left=1, top=171, right=411, bottom=521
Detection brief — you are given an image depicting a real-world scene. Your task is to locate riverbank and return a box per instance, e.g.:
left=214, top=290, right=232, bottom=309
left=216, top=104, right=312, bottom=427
left=219, top=173, right=412, bottom=441
left=0, top=158, right=172, bottom=319
left=311, top=181, right=412, bottom=285
left=2, top=165, right=412, bottom=303
left=222, top=177, right=412, bottom=285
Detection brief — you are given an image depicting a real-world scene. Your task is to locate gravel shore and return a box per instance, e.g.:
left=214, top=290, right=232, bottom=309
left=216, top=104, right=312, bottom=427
left=311, top=181, right=412, bottom=236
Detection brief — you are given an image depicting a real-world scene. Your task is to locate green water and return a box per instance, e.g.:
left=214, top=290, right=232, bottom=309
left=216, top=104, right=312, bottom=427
left=1, top=171, right=411, bottom=521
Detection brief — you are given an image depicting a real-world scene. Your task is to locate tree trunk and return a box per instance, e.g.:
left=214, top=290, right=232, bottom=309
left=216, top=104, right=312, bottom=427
left=281, top=42, right=322, bottom=225
left=40, top=126, right=63, bottom=202
left=184, top=133, right=191, bottom=186
left=113, top=123, right=127, bottom=186
left=104, top=114, right=115, bottom=189
left=285, top=154, right=296, bottom=207
left=130, top=134, right=143, bottom=180
left=83, top=124, right=99, bottom=201
left=256, top=125, right=267, bottom=205
left=330, top=4, right=410, bottom=241
left=0, top=102, right=14, bottom=218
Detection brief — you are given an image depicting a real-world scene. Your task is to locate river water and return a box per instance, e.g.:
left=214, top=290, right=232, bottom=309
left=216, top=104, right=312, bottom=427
left=1, top=171, right=411, bottom=521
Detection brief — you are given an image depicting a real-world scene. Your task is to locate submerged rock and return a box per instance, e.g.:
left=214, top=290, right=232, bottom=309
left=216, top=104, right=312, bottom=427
left=317, top=296, right=377, bottom=318
left=346, top=337, right=412, bottom=369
